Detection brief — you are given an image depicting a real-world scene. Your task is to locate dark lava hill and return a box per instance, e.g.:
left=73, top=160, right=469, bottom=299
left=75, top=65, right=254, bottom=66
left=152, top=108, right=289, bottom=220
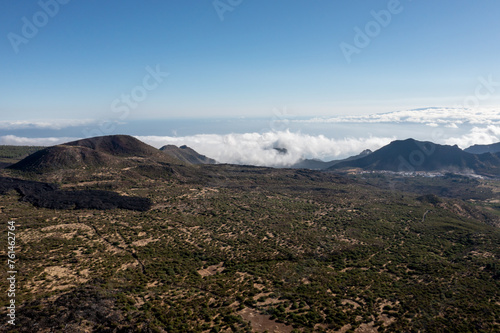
left=64, top=135, right=166, bottom=158
left=8, top=135, right=183, bottom=173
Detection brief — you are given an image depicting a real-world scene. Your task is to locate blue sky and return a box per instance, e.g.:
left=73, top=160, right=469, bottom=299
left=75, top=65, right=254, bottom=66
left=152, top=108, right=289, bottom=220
left=2, top=0, right=500, bottom=121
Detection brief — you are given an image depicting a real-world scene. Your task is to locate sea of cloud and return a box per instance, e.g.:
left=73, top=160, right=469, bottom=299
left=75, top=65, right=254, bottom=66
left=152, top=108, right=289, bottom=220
left=0, top=119, right=97, bottom=130
left=136, top=131, right=395, bottom=167
left=299, top=107, right=500, bottom=127
left=444, top=125, right=500, bottom=148
left=0, top=135, right=77, bottom=146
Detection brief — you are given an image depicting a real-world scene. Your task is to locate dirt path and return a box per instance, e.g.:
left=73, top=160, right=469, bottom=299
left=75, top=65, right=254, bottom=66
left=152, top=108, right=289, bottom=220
left=421, top=210, right=431, bottom=223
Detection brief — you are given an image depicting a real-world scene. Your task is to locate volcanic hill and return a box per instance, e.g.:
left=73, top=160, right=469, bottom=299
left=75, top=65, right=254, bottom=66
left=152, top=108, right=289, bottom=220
left=8, top=135, right=184, bottom=173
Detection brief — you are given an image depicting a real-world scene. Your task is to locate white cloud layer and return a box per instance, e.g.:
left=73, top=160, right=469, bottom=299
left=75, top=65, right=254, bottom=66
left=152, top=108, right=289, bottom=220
left=136, top=131, right=394, bottom=167
left=445, top=125, right=500, bottom=148
left=299, top=107, right=500, bottom=127
left=0, top=135, right=77, bottom=146
left=0, top=119, right=97, bottom=130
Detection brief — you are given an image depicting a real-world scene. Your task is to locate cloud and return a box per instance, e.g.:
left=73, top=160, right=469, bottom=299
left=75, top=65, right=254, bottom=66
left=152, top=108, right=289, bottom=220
left=0, top=135, right=77, bottom=146
left=136, top=131, right=394, bottom=167
left=0, top=119, right=97, bottom=130
left=298, top=107, right=500, bottom=127
left=445, top=125, right=500, bottom=149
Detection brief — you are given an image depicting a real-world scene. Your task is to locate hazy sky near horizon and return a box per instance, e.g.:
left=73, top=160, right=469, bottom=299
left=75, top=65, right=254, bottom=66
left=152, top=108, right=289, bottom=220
left=2, top=0, right=500, bottom=121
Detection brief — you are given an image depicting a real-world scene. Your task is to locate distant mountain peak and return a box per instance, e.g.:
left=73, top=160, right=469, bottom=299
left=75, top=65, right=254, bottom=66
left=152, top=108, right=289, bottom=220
left=273, top=147, right=288, bottom=155
left=360, top=149, right=372, bottom=156
left=160, top=144, right=216, bottom=165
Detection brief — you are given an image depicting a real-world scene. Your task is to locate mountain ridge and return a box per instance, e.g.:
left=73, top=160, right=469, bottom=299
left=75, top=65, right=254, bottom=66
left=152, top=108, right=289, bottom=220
left=290, top=149, right=372, bottom=170
left=465, top=141, right=500, bottom=154
left=328, top=138, right=500, bottom=176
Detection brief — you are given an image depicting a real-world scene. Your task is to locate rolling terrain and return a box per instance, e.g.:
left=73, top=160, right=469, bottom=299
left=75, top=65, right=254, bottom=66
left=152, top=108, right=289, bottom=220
left=0, top=136, right=499, bottom=332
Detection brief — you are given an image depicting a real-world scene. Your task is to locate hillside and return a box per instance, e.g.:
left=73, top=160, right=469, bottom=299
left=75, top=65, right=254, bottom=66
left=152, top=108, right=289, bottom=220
left=7, top=145, right=115, bottom=172
left=160, top=144, right=217, bottom=165
left=329, top=138, right=500, bottom=176
left=8, top=135, right=183, bottom=173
